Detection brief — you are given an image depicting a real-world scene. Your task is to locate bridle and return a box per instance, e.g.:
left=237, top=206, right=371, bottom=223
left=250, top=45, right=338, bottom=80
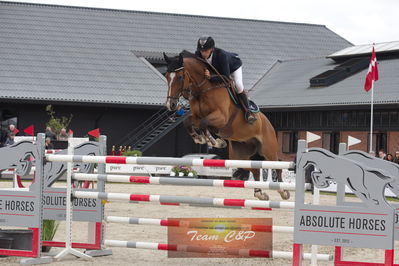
left=167, top=65, right=223, bottom=101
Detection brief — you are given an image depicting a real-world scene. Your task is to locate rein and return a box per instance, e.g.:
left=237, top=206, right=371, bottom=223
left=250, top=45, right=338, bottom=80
left=168, top=56, right=230, bottom=100
left=182, top=67, right=226, bottom=99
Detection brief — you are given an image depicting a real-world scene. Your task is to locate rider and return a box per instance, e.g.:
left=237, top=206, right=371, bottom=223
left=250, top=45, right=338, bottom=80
left=195, top=36, right=257, bottom=124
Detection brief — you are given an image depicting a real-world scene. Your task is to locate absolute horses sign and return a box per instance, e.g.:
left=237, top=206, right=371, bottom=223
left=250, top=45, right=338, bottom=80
left=293, top=140, right=395, bottom=255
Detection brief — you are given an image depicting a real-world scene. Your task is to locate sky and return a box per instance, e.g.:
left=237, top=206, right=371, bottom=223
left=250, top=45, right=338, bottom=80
left=4, top=0, right=399, bottom=45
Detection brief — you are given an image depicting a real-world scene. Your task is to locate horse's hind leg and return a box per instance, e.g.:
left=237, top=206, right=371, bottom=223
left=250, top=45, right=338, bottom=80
left=258, top=124, right=290, bottom=200
left=249, top=152, right=270, bottom=201
left=275, top=169, right=290, bottom=200
left=251, top=168, right=269, bottom=200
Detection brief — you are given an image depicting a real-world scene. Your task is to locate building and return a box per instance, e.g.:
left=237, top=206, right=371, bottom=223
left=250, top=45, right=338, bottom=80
left=1, top=1, right=352, bottom=156
left=251, top=41, right=399, bottom=161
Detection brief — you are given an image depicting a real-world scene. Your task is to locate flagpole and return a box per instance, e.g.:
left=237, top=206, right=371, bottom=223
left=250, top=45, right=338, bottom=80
left=365, top=44, right=378, bottom=153
left=369, top=86, right=374, bottom=153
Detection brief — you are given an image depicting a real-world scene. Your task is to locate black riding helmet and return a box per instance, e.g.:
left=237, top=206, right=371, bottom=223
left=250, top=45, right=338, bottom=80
left=197, top=36, right=215, bottom=51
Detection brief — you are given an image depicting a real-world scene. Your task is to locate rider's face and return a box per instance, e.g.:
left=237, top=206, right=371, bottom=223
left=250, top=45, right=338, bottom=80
left=200, top=48, right=213, bottom=59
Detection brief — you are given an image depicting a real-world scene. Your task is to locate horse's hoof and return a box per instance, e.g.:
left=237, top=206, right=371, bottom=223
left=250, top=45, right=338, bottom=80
left=194, top=137, right=207, bottom=144
left=278, top=189, right=290, bottom=200
left=215, top=139, right=227, bottom=148
left=254, top=191, right=269, bottom=201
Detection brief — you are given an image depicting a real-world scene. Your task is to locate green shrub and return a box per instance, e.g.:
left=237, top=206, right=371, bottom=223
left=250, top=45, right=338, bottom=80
left=122, top=150, right=142, bottom=157
left=45, top=105, right=73, bottom=135
left=42, top=220, right=60, bottom=241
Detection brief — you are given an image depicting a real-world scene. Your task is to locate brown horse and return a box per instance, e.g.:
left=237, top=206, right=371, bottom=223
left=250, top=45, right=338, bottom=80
left=163, top=51, right=289, bottom=200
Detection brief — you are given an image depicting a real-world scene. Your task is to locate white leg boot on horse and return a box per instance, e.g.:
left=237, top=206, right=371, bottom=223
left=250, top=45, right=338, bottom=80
left=204, top=130, right=227, bottom=148
left=191, top=131, right=207, bottom=145
left=275, top=169, right=290, bottom=200
left=251, top=169, right=269, bottom=200
left=183, top=117, right=208, bottom=144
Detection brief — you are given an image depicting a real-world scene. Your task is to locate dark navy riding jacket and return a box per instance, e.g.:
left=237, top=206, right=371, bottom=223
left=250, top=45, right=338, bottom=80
left=195, top=47, right=242, bottom=83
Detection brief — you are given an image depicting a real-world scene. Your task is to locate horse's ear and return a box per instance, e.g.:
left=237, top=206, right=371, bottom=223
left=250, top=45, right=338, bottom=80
left=179, top=53, right=183, bottom=65
left=163, top=52, right=170, bottom=64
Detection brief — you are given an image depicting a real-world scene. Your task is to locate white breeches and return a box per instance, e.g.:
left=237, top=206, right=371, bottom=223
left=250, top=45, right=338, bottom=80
left=230, top=66, right=244, bottom=93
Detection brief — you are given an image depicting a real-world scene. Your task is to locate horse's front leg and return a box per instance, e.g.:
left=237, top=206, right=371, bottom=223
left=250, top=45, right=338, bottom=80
left=199, top=111, right=228, bottom=148
left=183, top=114, right=207, bottom=144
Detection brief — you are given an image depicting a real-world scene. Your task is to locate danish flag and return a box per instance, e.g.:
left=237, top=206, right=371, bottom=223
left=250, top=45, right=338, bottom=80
left=364, top=46, right=379, bottom=92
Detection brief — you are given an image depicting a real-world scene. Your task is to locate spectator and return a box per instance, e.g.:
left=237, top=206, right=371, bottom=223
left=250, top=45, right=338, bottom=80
left=4, top=132, right=15, bottom=146
left=368, top=150, right=376, bottom=157
left=6, top=124, right=16, bottom=135
left=378, top=149, right=386, bottom=160
left=45, top=137, right=54, bottom=149
left=45, top=126, right=57, bottom=140
left=394, top=151, right=399, bottom=164
left=386, top=153, right=394, bottom=162
left=58, top=128, right=69, bottom=141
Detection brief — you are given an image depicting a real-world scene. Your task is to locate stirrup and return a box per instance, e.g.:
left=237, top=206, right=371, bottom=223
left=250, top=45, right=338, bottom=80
left=245, top=111, right=257, bottom=124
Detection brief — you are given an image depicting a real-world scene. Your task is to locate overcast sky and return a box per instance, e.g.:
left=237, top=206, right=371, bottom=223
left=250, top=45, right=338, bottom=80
left=6, top=0, right=399, bottom=45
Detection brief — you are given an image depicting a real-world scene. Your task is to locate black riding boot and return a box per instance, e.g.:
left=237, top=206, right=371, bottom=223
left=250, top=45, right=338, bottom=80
left=238, top=92, right=257, bottom=124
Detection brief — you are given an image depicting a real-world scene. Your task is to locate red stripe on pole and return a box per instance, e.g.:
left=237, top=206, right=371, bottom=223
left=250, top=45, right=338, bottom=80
left=249, top=250, right=270, bottom=258
left=158, top=243, right=177, bottom=251
left=162, top=219, right=180, bottom=227
left=224, top=199, right=245, bottom=207
left=130, top=176, right=150, bottom=183
left=203, top=159, right=226, bottom=167
left=251, top=225, right=272, bottom=232
left=223, top=180, right=245, bottom=188
left=130, top=194, right=150, bottom=201
left=251, top=207, right=272, bottom=211
left=105, top=156, right=127, bottom=164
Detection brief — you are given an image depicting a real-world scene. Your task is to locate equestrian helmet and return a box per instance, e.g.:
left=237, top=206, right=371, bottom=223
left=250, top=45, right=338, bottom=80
left=197, top=36, right=215, bottom=51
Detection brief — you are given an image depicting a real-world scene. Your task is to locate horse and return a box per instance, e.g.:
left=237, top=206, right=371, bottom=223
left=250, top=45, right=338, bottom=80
left=163, top=51, right=289, bottom=201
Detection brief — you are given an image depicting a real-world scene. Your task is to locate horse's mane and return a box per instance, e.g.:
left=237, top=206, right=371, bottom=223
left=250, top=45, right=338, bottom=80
left=179, top=50, right=210, bottom=70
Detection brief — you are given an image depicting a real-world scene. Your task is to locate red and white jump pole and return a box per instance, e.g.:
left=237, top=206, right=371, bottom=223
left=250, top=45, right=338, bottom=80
left=46, top=154, right=295, bottom=169
left=72, top=173, right=310, bottom=191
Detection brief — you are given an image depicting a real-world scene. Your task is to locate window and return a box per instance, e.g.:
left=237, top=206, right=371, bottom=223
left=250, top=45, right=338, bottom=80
left=322, top=132, right=340, bottom=154
left=322, top=133, right=331, bottom=150
left=368, top=132, right=387, bottom=153
left=282, top=131, right=298, bottom=153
